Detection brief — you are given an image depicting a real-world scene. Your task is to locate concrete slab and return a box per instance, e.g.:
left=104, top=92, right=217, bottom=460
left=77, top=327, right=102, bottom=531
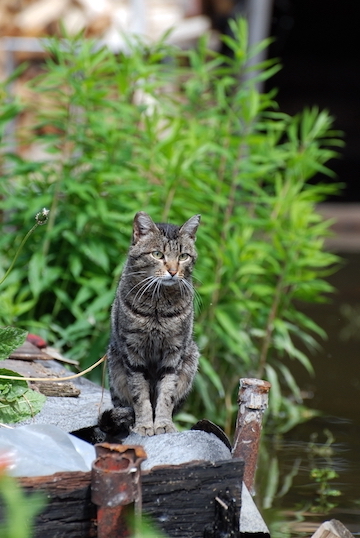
left=5, top=358, right=112, bottom=432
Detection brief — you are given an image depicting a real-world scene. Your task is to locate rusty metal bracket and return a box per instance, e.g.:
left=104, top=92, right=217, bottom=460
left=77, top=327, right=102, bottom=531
left=232, top=378, right=271, bottom=494
left=91, top=443, right=147, bottom=537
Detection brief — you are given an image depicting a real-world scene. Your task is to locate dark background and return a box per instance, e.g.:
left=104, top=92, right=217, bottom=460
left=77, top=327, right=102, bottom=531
left=265, top=0, right=360, bottom=202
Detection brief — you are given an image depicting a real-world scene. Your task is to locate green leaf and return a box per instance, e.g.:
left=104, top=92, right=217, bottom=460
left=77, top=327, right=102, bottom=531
left=276, top=362, right=302, bottom=401
left=0, top=369, right=46, bottom=423
left=199, top=356, right=225, bottom=398
left=0, top=327, right=27, bottom=361
left=265, top=363, right=282, bottom=416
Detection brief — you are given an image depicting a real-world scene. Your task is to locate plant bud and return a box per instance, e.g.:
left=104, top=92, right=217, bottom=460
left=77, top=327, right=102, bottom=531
left=35, top=208, right=50, bottom=225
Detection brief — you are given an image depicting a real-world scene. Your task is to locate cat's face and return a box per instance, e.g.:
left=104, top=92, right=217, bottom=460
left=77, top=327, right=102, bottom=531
left=145, top=245, right=193, bottom=286
left=128, top=212, right=200, bottom=287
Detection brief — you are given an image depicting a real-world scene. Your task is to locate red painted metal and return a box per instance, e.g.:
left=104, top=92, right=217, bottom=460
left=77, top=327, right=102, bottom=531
left=232, top=378, right=271, bottom=494
left=91, top=443, right=147, bottom=537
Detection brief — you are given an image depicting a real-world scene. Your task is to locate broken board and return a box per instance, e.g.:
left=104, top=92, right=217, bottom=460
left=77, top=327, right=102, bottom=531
left=13, top=458, right=244, bottom=538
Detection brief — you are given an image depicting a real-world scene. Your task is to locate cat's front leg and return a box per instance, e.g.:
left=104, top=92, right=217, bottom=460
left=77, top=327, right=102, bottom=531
left=130, top=373, right=155, bottom=436
left=132, top=402, right=154, bottom=436
left=154, top=373, right=178, bottom=435
left=154, top=348, right=198, bottom=434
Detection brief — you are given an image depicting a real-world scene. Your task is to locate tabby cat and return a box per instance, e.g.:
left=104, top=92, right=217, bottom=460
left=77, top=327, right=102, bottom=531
left=100, top=211, right=201, bottom=437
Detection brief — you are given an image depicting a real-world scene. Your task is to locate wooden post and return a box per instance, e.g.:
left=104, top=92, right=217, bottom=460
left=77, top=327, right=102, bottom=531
left=232, top=378, right=271, bottom=494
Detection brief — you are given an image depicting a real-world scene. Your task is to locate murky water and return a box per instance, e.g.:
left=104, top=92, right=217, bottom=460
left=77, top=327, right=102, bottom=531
left=256, top=253, right=360, bottom=537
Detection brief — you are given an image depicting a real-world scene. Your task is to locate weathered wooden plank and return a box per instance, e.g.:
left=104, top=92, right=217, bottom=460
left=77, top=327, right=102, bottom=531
left=141, top=459, right=244, bottom=538
left=13, top=459, right=244, bottom=538
left=17, top=472, right=96, bottom=538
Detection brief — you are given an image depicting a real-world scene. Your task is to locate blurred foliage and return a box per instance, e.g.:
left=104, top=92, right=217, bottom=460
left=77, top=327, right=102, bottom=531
left=339, top=303, right=360, bottom=341
left=0, top=459, right=45, bottom=538
left=0, top=19, right=343, bottom=434
left=310, top=467, right=341, bottom=513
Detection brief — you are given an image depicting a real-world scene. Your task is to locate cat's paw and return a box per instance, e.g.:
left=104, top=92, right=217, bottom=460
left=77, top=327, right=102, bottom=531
left=154, top=420, right=177, bottom=435
left=132, top=423, right=155, bottom=436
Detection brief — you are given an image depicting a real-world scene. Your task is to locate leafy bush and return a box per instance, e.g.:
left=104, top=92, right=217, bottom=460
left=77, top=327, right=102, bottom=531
left=0, top=20, right=342, bottom=433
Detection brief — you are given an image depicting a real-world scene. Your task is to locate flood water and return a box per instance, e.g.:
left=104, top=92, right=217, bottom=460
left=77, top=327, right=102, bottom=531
left=256, top=253, right=360, bottom=537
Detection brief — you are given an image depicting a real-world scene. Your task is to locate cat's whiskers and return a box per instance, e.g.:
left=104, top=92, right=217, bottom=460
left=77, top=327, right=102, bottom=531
left=193, top=290, right=202, bottom=311
left=178, top=278, right=184, bottom=300
left=180, top=278, right=202, bottom=310
left=150, top=281, right=157, bottom=303
left=122, top=271, right=147, bottom=277
left=124, top=275, right=154, bottom=300
left=179, top=277, right=193, bottom=297
left=178, top=279, right=193, bottom=304
left=133, top=276, right=160, bottom=305
left=191, top=273, right=203, bottom=285
left=152, top=278, right=163, bottom=302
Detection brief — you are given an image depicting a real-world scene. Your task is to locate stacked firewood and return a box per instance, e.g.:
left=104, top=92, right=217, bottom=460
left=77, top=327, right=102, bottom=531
left=0, top=0, right=214, bottom=158
left=0, top=0, right=212, bottom=82
left=1, top=0, right=111, bottom=38
left=0, top=0, right=207, bottom=42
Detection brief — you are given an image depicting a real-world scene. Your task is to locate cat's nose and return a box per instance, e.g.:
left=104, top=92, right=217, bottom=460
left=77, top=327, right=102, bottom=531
left=168, top=269, right=177, bottom=277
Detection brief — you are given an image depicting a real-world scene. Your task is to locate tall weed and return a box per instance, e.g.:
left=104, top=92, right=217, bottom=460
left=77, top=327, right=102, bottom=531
left=0, top=20, right=343, bottom=433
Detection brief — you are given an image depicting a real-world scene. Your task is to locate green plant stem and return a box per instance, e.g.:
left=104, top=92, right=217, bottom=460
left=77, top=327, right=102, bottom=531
left=162, top=184, right=177, bottom=222
left=209, top=138, right=248, bottom=322
left=42, top=97, right=74, bottom=260
left=0, top=222, right=39, bottom=286
left=41, top=187, right=59, bottom=260
left=257, top=272, right=285, bottom=379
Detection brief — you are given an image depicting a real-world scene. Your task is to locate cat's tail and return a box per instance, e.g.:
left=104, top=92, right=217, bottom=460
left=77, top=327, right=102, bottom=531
left=98, top=406, right=135, bottom=438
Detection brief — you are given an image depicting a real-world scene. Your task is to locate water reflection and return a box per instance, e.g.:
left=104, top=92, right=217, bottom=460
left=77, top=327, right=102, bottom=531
left=257, top=417, right=360, bottom=536
left=255, top=253, right=360, bottom=537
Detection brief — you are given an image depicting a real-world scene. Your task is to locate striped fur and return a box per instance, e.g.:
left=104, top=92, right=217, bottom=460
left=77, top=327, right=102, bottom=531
left=102, top=211, right=200, bottom=436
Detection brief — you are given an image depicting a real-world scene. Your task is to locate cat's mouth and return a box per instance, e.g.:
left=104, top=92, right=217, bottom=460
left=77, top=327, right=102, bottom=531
left=160, top=273, right=180, bottom=286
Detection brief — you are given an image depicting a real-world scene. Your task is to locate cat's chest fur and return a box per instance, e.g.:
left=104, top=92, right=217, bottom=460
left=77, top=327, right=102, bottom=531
left=117, top=291, right=191, bottom=363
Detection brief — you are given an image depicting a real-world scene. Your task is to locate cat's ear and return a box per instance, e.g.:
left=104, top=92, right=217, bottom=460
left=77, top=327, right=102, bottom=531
left=133, top=212, right=158, bottom=244
left=179, top=214, right=201, bottom=240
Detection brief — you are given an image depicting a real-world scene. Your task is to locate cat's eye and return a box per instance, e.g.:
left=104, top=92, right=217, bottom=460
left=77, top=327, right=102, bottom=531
left=178, top=253, right=189, bottom=261
left=151, top=251, right=165, bottom=260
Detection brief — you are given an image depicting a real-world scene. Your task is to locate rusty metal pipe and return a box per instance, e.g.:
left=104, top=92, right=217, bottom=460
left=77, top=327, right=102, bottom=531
left=232, top=378, right=271, bottom=494
left=91, top=443, right=147, bottom=538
